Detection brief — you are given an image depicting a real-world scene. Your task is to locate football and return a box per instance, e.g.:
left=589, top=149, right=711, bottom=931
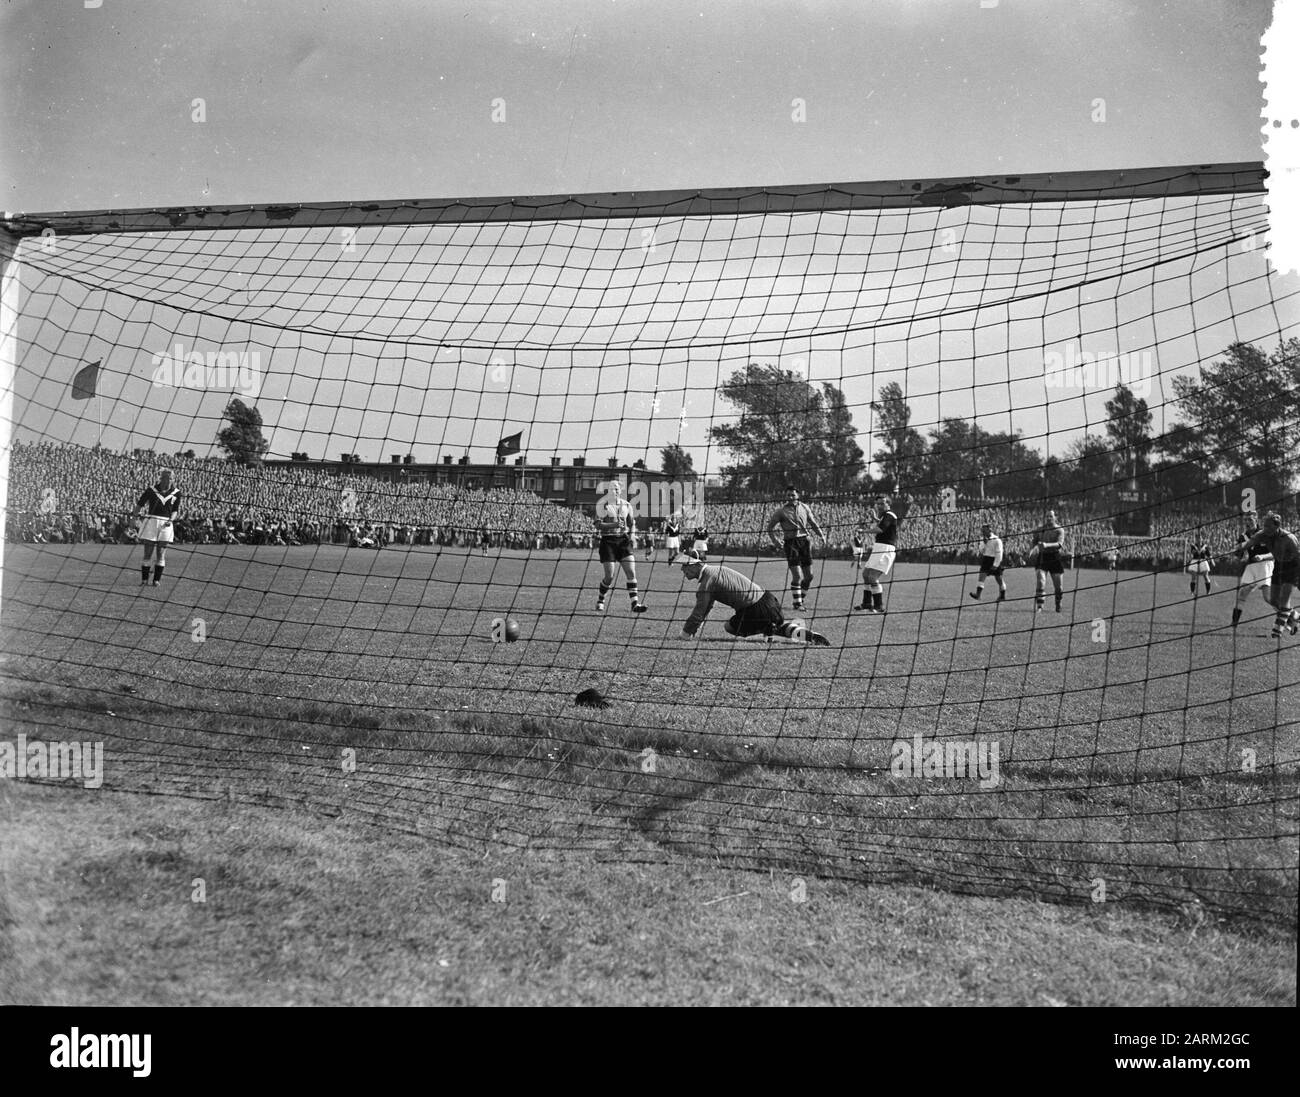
left=504, top=618, right=521, bottom=642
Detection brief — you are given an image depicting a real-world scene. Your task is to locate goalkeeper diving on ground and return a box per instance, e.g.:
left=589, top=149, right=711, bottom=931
left=678, top=551, right=831, bottom=645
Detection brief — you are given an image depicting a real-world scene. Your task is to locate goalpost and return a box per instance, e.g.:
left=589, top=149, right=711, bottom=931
left=1, top=162, right=1296, bottom=926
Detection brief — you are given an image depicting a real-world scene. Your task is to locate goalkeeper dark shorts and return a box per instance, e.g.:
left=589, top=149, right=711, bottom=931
left=783, top=536, right=812, bottom=569
left=1273, top=561, right=1298, bottom=586
left=726, top=592, right=784, bottom=637
left=598, top=535, right=634, bottom=563
left=1038, top=550, right=1065, bottom=575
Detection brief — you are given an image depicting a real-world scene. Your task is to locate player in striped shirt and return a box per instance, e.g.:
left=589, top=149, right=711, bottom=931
left=135, top=468, right=180, bottom=587
left=594, top=481, right=648, bottom=613
left=1185, top=531, right=1213, bottom=596
left=678, top=551, right=830, bottom=645
left=766, top=487, right=826, bottom=611
left=1242, top=512, right=1300, bottom=638
left=857, top=497, right=899, bottom=613
left=969, top=523, right=1007, bottom=601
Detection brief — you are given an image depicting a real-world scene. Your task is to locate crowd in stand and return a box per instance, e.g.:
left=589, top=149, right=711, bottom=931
left=6, top=442, right=598, bottom=549
left=6, top=443, right=1290, bottom=572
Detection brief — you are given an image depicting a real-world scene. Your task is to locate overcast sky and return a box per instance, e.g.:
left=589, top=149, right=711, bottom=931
left=2, top=0, right=1290, bottom=478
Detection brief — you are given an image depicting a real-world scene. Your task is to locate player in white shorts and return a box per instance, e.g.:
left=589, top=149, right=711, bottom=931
left=1232, top=517, right=1274, bottom=628
left=663, top=517, right=682, bottom=562
left=135, top=468, right=180, bottom=587
left=1185, top=531, right=1213, bottom=596
left=857, top=497, right=898, bottom=613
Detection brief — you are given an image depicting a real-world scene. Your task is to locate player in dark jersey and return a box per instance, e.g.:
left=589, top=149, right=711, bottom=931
left=594, top=481, right=648, bottom=613
left=1185, top=531, right=1212, bottom=596
left=691, top=523, right=709, bottom=557
left=662, top=516, right=683, bottom=562
left=135, top=468, right=180, bottom=587
left=1243, top=512, right=1300, bottom=638
left=1032, top=510, right=1067, bottom=613
left=679, top=551, right=829, bottom=645
left=857, top=497, right=898, bottom=613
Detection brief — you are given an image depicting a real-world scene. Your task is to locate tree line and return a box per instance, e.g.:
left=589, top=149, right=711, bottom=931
left=706, top=340, right=1300, bottom=508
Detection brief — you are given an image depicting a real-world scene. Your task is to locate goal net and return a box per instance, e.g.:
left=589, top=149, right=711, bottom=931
left=2, top=163, right=1296, bottom=926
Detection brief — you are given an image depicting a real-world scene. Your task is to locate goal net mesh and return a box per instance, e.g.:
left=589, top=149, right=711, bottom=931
left=2, top=166, right=1297, bottom=925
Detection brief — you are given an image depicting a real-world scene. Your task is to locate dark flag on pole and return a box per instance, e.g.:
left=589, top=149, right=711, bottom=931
left=496, top=431, right=523, bottom=457
left=71, top=360, right=101, bottom=400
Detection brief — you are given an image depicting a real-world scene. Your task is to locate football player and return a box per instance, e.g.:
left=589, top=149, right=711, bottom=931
left=135, top=468, right=180, bottom=587
left=679, top=551, right=829, bottom=645
left=594, top=481, right=648, bottom=613
left=766, top=486, right=826, bottom=612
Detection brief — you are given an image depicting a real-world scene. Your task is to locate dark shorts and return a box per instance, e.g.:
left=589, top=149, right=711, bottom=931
left=725, top=592, right=784, bottom=637
left=1037, top=551, right=1064, bottom=575
left=784, top=536, right=812, bottom=569
left=1272, top=562, right=1298, bottom=587
left=598, top=535, right=634, bottom=563
left=979, top=554, right=1004, bottom=577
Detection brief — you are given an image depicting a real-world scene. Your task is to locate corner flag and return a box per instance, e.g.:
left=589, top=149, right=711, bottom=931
left=71, top=360, right=101, bottom=400
left=496, top=431, right=523, bottom=457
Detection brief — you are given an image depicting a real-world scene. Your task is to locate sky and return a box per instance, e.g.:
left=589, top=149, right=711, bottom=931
left=1, top=0, right=1293, bottom=479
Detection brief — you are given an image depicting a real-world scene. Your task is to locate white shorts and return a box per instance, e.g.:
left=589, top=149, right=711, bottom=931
left=138, top=516, right=174, bottom=543
left=1186, top=560, right=1210, bottom=575
left=693, top=539, right=708, bottom=554
left=1240, top=559, right=1273, bottom=587
left=666, top=536, right=681, bottom=550
left=865, top=542, right=896, bottom=576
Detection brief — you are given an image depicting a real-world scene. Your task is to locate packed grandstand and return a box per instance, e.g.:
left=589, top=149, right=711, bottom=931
left=5, top=441, right=1286, bottom=572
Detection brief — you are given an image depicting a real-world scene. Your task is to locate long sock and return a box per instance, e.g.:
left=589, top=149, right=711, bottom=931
left=972, top=584, right=984, bottom=597
left=1205, top=581, right=1212, bottom=593
left=792, top=579, right=803, bottom=608
left=153, top=564, right=164, bottom=583
left=1231, top=607, right=1242, bottom=626
left=598, top=580, right=611, bottom=601
left=141, top=564, right=150, bottom=582
left=873, top=589, right=883, bottom=611
left=626, top=581, right=639, bottom=604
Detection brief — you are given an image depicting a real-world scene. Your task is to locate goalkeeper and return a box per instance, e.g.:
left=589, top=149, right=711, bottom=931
left=679, top=552, right=830, bottom=645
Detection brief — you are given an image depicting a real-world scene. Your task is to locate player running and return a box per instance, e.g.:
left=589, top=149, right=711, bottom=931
left=1242, top=512, right=1300, bottom=638
left=766, top=487, right=827, bottom=612
left=1232, top=516, right=1274, bottom=629
left=679, top=551, right=830, bottom=645
left=969, top=523, right=1007, bottom=602
left=1185, top=530, right=1213, bottom=596
left=663, top=515, right=683, bottom=563
left=594, top=481, right=648, bottom=614
left=1032, top=510, right=1067, bottom=613
left=136, top=468, right=180, bottom=587
left=857, top=496, right=899, bottom=613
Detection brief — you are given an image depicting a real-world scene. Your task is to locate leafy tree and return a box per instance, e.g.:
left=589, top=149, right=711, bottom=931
left=1047, top=434, right=1115, bottom=500
left=920, top=418, right=1043, bottom=499
left=870, top=381, right=928, bottom=493
left=1104, top=382, right=1153, bottom=484
left=659, top=442, right=696, bottom=480
left=820, top=383, right=866, bottom=493
left=1171, top=339, right=1300, bottom=505
left=216, top=398, right=269, bottom=465
left=710, top=362, right=830, bottom=493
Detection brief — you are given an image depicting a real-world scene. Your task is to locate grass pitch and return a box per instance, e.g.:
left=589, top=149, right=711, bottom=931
left=1, top=542, right=1296, bottom=1004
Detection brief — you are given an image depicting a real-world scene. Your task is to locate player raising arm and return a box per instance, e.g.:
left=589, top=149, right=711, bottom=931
left=136, top=468, right=180, bottom=587
left=679, top=551, right=829, bottom=645
left=767, top=487, right=826, bottom=612
left=969, top=523, right=1007, bottom=602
